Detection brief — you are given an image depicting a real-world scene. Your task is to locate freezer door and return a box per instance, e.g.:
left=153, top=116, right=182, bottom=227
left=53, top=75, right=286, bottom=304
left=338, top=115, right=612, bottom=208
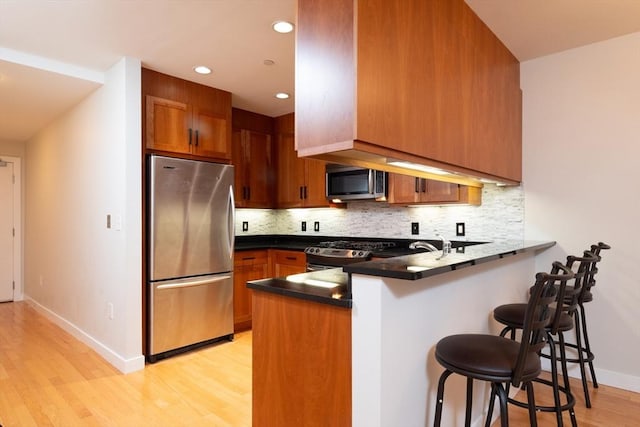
left=149, top=155, right=234, bottom=281
left=149, top=273, right=233, bottom=355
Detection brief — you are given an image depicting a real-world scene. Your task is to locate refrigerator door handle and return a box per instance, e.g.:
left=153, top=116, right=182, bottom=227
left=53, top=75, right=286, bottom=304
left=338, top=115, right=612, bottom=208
left=156, top=275, right=232, bottom=290
left=228, top=184, right=235, bottom=255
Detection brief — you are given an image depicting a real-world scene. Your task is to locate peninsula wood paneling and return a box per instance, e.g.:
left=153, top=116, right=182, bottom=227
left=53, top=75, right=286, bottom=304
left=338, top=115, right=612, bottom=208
left=252, top=291, right=351, bottom=427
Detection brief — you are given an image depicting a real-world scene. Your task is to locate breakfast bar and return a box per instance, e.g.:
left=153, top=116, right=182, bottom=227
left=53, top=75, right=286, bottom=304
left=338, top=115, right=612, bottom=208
left=249, top=240, right=555, bottom=427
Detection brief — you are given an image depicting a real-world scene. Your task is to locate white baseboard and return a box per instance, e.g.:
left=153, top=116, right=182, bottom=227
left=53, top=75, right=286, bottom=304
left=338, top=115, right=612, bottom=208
left=24, top=296, right=145, bottom=374
left=595, top=367, right=640, bottom=393
left=541, top=359, right=640, bottom=393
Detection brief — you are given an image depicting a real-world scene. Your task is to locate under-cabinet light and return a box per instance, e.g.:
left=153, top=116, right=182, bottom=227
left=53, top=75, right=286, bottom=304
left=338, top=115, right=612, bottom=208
left=387, top=161, right=450, bottom=175
left=275, top=92, right=290, bottom=99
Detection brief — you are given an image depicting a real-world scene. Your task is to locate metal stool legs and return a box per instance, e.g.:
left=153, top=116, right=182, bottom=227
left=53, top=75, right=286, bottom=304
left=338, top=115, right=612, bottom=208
left=499, top=326, right=577, bottom=426
left=563, top=302, right=598, bottom=407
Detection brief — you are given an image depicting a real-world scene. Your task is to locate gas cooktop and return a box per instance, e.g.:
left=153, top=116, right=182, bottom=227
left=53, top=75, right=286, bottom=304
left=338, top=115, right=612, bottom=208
left=315, top=240, right=397, bottom=252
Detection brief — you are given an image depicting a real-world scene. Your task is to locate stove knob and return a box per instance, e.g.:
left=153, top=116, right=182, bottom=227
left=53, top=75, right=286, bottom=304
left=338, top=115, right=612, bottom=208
left=359, top=251, right=365, bottom=257
left=314, top=248, right=320, bottom=253
left=351, top=250, right=357, bottom=256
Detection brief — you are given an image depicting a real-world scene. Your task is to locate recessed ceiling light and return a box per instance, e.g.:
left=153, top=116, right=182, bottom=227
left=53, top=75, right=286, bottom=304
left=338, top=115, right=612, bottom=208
left=193, top=65, right=211, bottom=75
left=275, top=92, right=290, bottom=99
left=272, top=20, right=294, bottom=33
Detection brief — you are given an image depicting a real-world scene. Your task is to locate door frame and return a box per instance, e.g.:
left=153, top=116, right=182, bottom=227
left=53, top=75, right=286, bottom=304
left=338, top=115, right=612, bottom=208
left=0, top=156, right=22, bottom=301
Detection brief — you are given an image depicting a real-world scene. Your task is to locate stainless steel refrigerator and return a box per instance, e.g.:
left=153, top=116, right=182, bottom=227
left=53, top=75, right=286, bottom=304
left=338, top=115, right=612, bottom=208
left=147, top=155, right=234, bottom=362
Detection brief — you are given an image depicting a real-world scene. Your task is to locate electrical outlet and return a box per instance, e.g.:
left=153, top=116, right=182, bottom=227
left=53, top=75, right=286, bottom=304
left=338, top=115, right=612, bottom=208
left=107, top=303, right=114, bottom=320
left=301, top=221, right=307, bottom=232
left=314, top=221, right=320, bottom=232
left=242, top=221, right=249, bottom=232
left=456, top=222, right=465, bottom=237
left=411, top=222, right=419, bottom=235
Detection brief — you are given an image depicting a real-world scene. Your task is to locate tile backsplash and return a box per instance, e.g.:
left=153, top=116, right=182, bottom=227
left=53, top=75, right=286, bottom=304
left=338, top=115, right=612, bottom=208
left=235, top=184, right=524, bottom=242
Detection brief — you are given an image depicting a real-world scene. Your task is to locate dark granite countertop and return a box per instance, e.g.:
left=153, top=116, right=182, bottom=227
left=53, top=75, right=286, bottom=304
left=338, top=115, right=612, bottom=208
left=235, top=234, right=487, bottom=257
left=343, top=240, right=556, bottom=280
left=243, top=236, right=554, bottom=307
left=247, top=268, right=351, bottom=308
left=235, top=235, right=326, bottom=252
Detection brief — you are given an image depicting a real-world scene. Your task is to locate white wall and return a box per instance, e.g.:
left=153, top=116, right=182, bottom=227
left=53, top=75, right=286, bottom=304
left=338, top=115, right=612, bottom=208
left=24, top=57, right=143, bottom=373
left=522, top=32, right=640, bottom=391
left=236, top=183, right=524, bottom=242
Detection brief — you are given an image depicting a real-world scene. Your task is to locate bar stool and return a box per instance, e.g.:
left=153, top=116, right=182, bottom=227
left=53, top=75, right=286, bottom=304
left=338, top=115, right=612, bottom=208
left=433, top=262, right=574, bottom=427
left=492, top=251, right=598, bottom=426
left=563, top=242, right=610, bottom=408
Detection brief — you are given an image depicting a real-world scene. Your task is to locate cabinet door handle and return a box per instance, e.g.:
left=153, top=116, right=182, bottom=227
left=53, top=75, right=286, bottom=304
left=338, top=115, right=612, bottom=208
left=303, top=186, right=308, bottom=199
left=195, top=129, right=199, bottom=147
left=285, top=256, right=298, bottom=261
left=242, top=257, right=256, bottom=261
left=299, top=186, right=304, bottom=200
left=188, top=128, right=193, bottom=145
left=421, top=179, right=427, bottom=193
left=414, top=177, right=420, bottom=193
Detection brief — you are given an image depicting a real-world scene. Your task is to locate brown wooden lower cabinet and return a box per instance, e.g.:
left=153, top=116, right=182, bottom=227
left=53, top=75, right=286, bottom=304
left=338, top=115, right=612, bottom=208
left=271, top=249, right=307, bottom=277
left=252, top=290, right=352, bottom=427
left=233, top=250, right=269, bottom=332
left=233, top=249, right=307, bottom=332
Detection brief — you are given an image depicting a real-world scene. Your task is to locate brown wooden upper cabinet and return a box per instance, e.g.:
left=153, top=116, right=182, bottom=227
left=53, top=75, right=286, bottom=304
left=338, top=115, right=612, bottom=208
left=387, top=174, right=481, bottom=206
left=275, top=113, right=329, bottom=208
left=232, top=109, right=275, bottom=208
left=143, top=68, right=232, bottom=161
left=295, top=0, right=522, bottom=185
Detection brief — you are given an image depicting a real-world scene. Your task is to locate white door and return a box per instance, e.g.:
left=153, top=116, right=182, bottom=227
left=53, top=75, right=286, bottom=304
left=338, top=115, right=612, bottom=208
left=0, top=159, right=14, bottom=301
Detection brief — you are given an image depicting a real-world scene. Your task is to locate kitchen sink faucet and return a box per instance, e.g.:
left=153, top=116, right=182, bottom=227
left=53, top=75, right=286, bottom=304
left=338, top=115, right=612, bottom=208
left=437, top=235, right=451, bottom=260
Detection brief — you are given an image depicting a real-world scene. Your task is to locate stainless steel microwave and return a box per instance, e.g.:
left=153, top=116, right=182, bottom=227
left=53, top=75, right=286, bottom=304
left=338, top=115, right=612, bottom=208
left=325, top=164, right=387, bottom=201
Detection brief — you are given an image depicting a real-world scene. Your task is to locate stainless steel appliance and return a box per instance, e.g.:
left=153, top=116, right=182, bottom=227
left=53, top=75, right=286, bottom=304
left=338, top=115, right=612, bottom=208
left=304, top=241, right=396, bottom=270
left=326, top=164, right=387, bottom=202
left=147, top=155, right=234, bottom=362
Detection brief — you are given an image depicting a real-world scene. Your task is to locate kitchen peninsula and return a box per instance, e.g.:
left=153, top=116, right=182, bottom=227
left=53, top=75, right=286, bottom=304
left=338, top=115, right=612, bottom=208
left=249, top=240, right=555, bottom=427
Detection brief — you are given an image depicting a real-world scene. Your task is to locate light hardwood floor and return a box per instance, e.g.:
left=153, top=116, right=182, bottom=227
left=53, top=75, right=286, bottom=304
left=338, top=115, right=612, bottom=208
left=1, top=301, right=639, bottom=426
left=0, top=301, right=251, bottom=426
left=493, top=371, right=640, bottom=426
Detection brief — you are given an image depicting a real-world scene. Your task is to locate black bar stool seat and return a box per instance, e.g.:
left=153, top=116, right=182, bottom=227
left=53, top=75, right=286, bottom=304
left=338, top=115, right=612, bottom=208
left=436, top=334, right=541, bottom=382
left=494, top=305, right=574, bottom=333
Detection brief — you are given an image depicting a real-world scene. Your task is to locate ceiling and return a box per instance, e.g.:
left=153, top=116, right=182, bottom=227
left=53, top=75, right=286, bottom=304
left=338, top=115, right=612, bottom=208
left=1, top=0, right=640, bottom=143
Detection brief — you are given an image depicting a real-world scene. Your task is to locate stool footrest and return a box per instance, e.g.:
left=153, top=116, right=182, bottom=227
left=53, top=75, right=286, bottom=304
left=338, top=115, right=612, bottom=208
left=507, top=377, right=576, bottom=414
